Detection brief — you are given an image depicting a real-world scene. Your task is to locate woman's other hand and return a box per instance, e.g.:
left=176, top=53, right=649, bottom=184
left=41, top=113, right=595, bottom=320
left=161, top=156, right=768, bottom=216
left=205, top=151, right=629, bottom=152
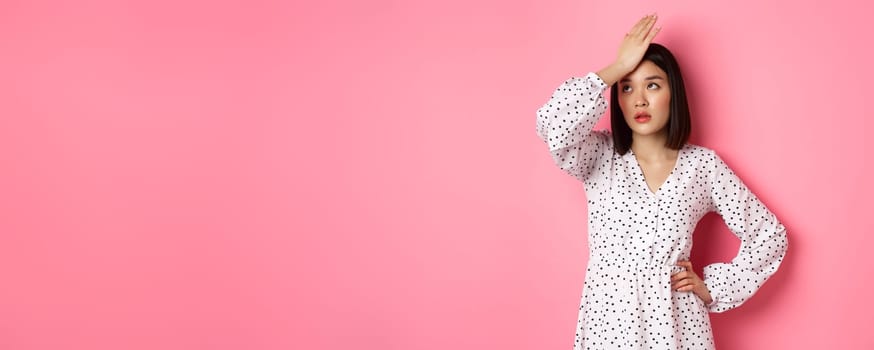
left=671, top=260, right=714, bottom=305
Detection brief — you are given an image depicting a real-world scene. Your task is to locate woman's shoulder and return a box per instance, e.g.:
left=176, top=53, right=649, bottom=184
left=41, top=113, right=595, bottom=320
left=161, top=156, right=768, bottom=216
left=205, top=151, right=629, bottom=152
left=683, top=143, right=717, bottom=159
left=682, top=143, right=742, bottom=177
left=681, top=143, right=724, bottom=170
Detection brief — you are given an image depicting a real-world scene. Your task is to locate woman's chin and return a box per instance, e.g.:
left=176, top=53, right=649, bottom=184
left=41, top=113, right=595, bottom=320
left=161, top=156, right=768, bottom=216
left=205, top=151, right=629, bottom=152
left=631, top=128, right=668, bottom=138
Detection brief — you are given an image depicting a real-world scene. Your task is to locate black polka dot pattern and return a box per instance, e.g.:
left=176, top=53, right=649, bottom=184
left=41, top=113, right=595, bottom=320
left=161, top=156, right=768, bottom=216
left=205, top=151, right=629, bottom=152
left=535, top=73, right=789, bottom=349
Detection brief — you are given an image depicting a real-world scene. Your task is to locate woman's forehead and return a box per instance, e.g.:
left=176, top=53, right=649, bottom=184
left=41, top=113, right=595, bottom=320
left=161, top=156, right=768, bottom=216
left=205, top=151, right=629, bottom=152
left=623, top=61, right=667, bottom=81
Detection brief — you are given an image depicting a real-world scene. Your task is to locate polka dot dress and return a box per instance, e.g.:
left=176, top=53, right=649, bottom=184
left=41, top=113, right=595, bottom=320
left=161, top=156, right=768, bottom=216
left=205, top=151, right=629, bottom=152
left=535, top=73, right=789, bottom=349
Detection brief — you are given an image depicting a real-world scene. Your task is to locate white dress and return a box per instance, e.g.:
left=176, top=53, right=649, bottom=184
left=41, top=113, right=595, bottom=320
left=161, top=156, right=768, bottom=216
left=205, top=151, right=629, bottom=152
left=535, top=73, right=789, bottom=349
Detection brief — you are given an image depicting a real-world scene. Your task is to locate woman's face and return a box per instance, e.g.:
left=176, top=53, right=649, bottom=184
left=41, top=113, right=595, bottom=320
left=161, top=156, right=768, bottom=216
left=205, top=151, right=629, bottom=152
left=617, top=60, right=671, bottom=138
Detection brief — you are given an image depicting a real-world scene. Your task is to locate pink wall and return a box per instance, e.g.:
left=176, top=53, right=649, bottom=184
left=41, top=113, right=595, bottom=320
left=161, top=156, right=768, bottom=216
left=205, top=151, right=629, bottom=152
left=1, top=0, right=871, bottom=349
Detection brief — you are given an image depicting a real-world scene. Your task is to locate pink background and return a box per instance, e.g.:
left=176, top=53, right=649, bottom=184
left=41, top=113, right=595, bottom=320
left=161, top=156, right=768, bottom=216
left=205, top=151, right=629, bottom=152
left=1, top=0, right=871, bottom=349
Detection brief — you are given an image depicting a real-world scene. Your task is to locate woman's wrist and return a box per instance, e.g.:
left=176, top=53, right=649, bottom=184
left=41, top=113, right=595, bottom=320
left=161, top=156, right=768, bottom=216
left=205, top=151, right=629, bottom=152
left=696, top=287, right=714, bottom=305
left=595, top=62, right=630, bottom=87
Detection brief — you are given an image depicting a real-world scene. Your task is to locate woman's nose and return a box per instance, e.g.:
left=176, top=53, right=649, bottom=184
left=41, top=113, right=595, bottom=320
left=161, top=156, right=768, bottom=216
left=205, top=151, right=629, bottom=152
left=631, top=90, right=648, bottom=107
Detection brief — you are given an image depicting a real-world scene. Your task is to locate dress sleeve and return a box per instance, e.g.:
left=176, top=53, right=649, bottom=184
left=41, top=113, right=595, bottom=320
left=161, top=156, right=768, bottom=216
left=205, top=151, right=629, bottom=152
left=702, top=151, right=789, bottom=313
left=535, top=72, right=612, bottom=182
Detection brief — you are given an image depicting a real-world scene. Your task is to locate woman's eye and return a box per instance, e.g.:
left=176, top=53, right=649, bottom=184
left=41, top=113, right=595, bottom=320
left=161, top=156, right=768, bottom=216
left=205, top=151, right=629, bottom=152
left=647, top=83, right=660, bottom=89
left=621, top=85, right=632, bottom=92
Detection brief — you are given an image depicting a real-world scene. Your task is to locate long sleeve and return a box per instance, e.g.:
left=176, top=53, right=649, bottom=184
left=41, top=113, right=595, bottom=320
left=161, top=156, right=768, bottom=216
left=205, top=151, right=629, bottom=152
left=535, top=72, right=612, bottom=182
left=701, top=151, right=789, bottom=313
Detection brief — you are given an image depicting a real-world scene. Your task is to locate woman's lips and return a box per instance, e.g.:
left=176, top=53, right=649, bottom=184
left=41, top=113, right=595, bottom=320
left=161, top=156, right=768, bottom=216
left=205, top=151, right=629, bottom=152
left=634, top=113, right=651, bottom=123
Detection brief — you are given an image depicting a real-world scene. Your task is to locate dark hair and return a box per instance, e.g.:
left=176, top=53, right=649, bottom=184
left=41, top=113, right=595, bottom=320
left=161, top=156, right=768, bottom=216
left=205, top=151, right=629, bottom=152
left=609, top=43, right=691, bottom=155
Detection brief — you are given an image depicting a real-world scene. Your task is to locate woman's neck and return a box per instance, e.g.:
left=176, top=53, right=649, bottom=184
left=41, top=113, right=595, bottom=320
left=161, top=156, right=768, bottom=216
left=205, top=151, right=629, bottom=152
left=630, top=133, right=675, bottom=161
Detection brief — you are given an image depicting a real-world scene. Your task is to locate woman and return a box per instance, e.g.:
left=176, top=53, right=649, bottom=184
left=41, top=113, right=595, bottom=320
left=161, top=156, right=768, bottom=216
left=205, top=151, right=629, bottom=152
left=535, top=14, right=788, bottom=349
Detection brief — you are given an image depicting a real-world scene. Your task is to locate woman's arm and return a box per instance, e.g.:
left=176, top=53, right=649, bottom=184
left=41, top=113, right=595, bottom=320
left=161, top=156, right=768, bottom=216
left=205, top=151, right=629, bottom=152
left=535, top=73, right=612, bottom=182
left=702, top=151, right=789, bottom=313
left=535, top=14, right=660, bottom=182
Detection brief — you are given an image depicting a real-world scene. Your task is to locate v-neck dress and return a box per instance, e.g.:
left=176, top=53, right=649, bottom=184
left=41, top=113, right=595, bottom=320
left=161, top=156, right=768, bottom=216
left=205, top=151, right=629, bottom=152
left=535, top=73, right=789, bottom=349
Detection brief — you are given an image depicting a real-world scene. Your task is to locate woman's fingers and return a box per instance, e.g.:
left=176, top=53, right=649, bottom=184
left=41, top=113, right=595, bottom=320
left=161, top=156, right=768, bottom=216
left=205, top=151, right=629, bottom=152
left=672, top=261, right=699, bottom=291
left=672, top=276, right=693, bottom=287
left=672, top=261, right=713, bottom=302
left=641, top=14, right=657, bottom=38
left=608, top=14, right=660, bottom=79
left=671, top=273, right=691, bottom=285
left=628, top=15, right=650, bottom=37
left=644, top=25, right=661, bottom=43
left=672, top=276, right=698, bottom=291
left=630, top=14, right=657, bottom=39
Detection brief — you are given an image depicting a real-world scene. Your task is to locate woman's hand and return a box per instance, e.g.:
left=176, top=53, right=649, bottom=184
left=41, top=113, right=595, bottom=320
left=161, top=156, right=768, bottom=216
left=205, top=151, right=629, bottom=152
left=596, top=14, right=661, bottom=86
left=671, top=260, right=714, bottom=305
left=615, top=14, right=661, bottom=73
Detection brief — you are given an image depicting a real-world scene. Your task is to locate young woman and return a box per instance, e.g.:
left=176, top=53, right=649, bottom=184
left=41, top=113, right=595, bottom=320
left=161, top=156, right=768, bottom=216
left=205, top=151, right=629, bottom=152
left=535, top=14, right=788, bottom=349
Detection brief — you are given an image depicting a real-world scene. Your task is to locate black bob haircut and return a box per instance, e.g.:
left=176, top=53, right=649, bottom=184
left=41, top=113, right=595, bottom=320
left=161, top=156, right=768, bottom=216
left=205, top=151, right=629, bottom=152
left=609, top=43, right=691, bottom=155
